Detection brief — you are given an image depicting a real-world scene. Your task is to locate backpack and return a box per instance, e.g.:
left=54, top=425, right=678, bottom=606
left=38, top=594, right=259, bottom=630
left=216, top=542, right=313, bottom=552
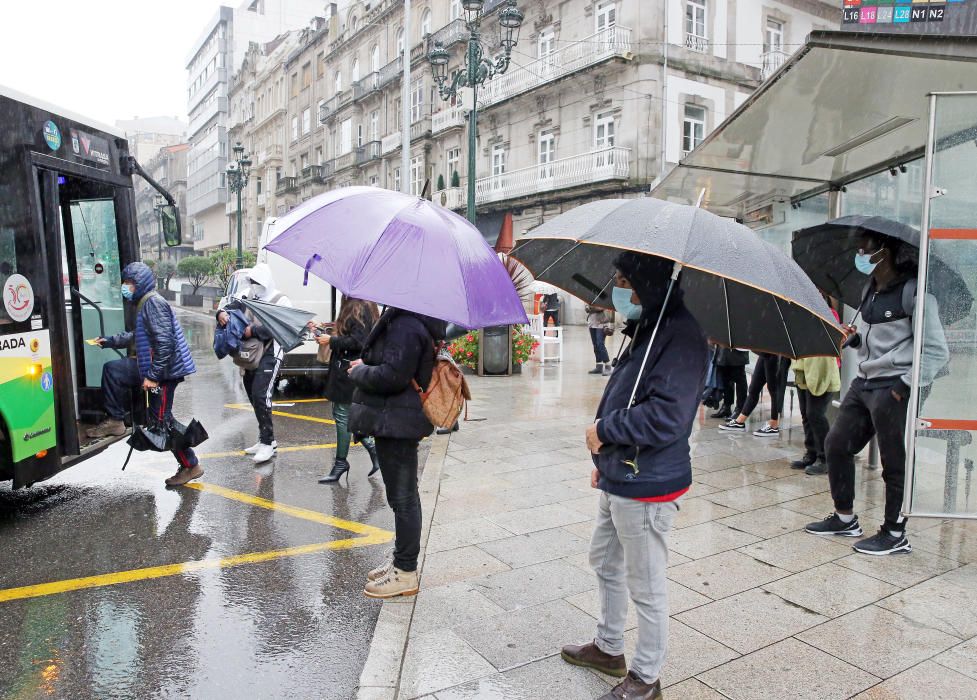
left=412, top=344, right=472, bottom=430
left=232, top=292, right=284, bottom=371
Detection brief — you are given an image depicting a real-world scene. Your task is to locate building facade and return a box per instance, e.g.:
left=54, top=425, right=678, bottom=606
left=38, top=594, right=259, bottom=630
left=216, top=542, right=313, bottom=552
left=134, top=144, right=193, bottom=265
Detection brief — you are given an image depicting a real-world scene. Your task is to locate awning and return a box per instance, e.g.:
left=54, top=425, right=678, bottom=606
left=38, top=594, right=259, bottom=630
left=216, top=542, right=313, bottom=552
left=652, top=31, right=977, bottom=218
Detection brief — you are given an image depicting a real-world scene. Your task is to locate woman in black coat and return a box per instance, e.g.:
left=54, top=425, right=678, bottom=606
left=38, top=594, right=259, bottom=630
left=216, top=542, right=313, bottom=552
left=348, top=307, right=446, bottom=599
left=317, top=297, right=381, bottom=484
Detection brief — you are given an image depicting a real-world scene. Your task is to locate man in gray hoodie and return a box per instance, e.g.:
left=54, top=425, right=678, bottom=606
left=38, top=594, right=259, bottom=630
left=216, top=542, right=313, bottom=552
left=806, top=232, right=949, bottom=555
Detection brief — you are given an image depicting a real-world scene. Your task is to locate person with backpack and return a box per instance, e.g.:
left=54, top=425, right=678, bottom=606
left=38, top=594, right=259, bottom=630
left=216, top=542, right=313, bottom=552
left=585, top=305, right=614, bottom=376
left=348, top=307, right=447, bottom=599
left=806, top=232, right=948, bottom=555
left=87, top=262, right=201, bottom=487
left=216, top=263, right=292, bottom=464
left=315, top=297, right=382, bottom=484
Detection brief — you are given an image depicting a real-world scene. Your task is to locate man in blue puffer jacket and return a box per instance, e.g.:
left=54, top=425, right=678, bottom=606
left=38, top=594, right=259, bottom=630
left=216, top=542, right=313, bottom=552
left=87, top=262, right=202, bottom=486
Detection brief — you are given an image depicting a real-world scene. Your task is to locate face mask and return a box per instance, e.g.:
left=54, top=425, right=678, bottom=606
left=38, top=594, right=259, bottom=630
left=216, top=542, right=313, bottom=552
left=854, top=247, right=883, bottom=275
left=120, top=283, right=134, bottom=301
left=251, top=282, right=266, bottom=297
left=612, top=286, right=642, bottom=320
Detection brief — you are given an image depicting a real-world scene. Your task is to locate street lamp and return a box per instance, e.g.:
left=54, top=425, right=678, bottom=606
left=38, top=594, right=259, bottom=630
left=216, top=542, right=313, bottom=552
left=429, top=0, right=523, bottom=223
left=227, top=141, right=253, bottom=268
left=152, top=195, right=167, bottom=262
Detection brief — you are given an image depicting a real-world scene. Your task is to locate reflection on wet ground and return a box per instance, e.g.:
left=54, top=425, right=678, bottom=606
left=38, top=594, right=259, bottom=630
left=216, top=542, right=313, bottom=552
left=0, top=311, right=405, bottom=699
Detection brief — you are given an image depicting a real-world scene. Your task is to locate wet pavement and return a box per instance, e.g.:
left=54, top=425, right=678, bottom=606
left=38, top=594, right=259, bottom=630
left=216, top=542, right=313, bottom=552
left=0, top=310, right=407, bottom=699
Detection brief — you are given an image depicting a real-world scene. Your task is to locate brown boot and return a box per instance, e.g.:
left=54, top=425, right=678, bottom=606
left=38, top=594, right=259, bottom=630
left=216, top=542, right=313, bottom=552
left=86, top=418, right=126, bottom=439
left=600, top=672, right=662, bottom=700
left=561, top=641, right=627, bottom=678
left=165, top=465, right=204, bottom=487
left=363, top=567, right=419, bottom=599
left=367, top=560, right=393, bottom=583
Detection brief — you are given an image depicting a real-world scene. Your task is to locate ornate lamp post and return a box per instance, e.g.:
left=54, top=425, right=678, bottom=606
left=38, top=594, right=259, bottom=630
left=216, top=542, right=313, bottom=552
left=153, top=194, right=167, bottom=262
left=429, top=0, right=523, bottom=224
left=227, top=142, right=253, bottom=268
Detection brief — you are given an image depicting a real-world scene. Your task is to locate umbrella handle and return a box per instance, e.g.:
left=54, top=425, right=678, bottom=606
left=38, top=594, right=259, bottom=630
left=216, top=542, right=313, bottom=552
left=627, top=262, right=683, bottom=410
left=303, top=254, right=322, bottom=287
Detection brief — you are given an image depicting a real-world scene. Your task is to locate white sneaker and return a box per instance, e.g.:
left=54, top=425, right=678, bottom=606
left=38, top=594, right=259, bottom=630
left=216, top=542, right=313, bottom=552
left=252, top=443, right=277, bottom=463
left=245, top=440, right=277, bottom=455
left=753, top=425, right=780, bottom=437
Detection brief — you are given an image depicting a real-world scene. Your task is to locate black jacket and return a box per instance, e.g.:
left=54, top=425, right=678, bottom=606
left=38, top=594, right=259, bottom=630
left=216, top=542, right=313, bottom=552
left=326, top=308, right=376, bottom=405
left=715, top=348, right=749, bottom=367
left=349, top=309, right=447, bottom=440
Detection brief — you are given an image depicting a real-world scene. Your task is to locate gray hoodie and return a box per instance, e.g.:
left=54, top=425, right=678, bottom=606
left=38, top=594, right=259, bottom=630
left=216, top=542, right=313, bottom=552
left=854, top=277, right=949, bottom=391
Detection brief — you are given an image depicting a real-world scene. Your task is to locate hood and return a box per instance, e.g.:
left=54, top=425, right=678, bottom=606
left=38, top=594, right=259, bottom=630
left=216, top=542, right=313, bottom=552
left=387, top=308, right=448, bottom=341
left=613, top=251, right=683, bottom=321
left=122, top=262, right=156, bottom=301
left=247, top=263, right=278, bottom=301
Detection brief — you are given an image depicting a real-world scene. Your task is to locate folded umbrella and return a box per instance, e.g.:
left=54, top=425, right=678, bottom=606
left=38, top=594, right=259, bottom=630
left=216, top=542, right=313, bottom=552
left=792, top=215, right=973, bottom=325
left=263, top=187, right=528, bottom=329
left=512, top=198, right=843, bottom=358
left=229, top=297, right=316, bottom=353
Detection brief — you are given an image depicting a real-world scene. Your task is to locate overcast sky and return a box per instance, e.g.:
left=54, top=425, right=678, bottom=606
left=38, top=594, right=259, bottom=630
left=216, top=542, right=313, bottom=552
left=0, top=0, right=228, bottom=127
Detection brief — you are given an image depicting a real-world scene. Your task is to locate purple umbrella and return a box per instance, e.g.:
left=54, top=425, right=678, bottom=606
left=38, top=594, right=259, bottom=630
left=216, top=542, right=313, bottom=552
left=263, top=187, right=528, bottom=329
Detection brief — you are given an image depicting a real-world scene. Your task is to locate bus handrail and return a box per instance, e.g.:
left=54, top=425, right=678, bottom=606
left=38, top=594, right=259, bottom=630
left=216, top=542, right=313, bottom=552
left=69, top=287, right=125, bottom=359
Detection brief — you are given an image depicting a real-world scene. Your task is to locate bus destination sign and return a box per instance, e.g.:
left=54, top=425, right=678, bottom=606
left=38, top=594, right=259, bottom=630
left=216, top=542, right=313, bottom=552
left=841, top=0, right=977, bottom=34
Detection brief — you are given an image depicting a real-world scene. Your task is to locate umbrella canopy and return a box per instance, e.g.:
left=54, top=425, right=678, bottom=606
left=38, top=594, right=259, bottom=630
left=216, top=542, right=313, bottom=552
left=512, top=198, right=843, bottom=358
left=792, top=215, right=974, bottom=325
left=231, top=297, right=316, bottom=353
left=264, top=187, right=528, bottom=329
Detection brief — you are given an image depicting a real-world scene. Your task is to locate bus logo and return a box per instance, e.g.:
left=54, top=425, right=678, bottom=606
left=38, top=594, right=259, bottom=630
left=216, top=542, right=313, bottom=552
left=30, top=338, right=40, bottom=353
left=3, top=274, right=35, bottom=322
left=42, top=121, right=61, bottom=151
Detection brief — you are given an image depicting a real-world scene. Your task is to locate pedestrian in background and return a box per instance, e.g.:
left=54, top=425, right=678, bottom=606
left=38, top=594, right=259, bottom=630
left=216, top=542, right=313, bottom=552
left=585, top=304, right=614, bottom=376
left=712, top=346, right=749, bottom=419
left=562, top=252, right=708, bottom=700
left=792, top=301, right=842, bottom=475
left=542, top=292, right=561, bottom=327
left=316, top=297, right=381, bottom=484
left=718, top=352, right=784, bottom=437
left=349, top=307, right=446, bottom=599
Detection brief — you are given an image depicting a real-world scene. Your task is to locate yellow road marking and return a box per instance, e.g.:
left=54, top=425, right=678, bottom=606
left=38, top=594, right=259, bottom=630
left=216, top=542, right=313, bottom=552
left=0, top=476, right=393, bottom=604
left=225, top=402, right=335, bottom=425
left=147, top=442, right=338, bottom=461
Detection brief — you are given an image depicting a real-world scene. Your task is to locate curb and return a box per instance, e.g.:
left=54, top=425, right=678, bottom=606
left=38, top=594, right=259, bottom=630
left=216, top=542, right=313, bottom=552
left=355, top=433, right=450, bottom=700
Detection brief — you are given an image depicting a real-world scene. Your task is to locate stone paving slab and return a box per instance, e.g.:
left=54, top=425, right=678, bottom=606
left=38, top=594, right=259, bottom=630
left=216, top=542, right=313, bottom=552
left=357, top=330, right=977, bottom=700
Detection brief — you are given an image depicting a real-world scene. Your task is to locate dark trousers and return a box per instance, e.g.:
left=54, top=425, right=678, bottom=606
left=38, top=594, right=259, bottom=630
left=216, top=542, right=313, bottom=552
left=798, top=389, right=832, bottom=461
left=543, top=309, right=559, bottom=327
left=589, top=328, right=610, bottom=364
left=718, top=365, right=747, bottom=414
left=375, top=437, right=422, bottom=572
left=826, top=379, right=909, bottom=533
left=740, top=355, right=783, bottom=420
left=101, top=357, right=197, bottom=468
left=243, top=352, right=281, bottom=445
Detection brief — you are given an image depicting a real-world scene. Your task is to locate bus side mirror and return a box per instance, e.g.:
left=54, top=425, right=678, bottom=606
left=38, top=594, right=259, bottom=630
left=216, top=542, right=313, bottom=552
left=160, top=205, right=181, bottom=247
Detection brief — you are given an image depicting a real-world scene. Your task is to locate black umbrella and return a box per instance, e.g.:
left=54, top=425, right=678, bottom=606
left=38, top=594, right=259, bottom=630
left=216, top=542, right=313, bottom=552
left=792, top=215, right=974, bottom=325
left=512, top=198, right=843, bottom=359
left=230, top=298, right=317, bottom=352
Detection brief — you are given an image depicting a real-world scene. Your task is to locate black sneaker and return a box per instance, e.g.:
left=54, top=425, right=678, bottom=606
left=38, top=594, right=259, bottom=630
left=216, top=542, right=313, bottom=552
left=805, top=513, right=863, bottom=537
left=753, top=424, right=780, bottom=437
left=790, top=453, right=817, bottom=470
left=719, top=419, right=745, bottom=433
left=710, top=405, right=732, bottom=419
left=805, top=460, right=828, bottom=476
left=853, top=529, right=912, bottom=556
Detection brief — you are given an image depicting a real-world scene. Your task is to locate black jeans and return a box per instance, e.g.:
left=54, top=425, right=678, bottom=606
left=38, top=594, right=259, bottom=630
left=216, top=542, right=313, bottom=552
left=376, top=437, right=422, bottom=572
left=739, top=355, right=782, bottom=420
left=718, top=365, right=747, bottom=414
left=589, top=328, right=610, bottom=364
left=798, top=389, right=832, bottom=461
left=826, top=379, right=909, bottom=533
left=543, top=309, right=559, bottom=327
left=243, top=352, right=281, bottom=444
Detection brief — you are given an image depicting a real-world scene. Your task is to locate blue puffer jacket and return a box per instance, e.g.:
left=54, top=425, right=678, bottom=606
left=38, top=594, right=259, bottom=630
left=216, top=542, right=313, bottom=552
left=103, top=262, right=196, bottom=381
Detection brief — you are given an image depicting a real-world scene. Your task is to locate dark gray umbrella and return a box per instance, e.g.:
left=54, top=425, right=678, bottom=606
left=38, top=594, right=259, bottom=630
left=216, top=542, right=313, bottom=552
left=792, top=215, right=974, bottom=325
left=511, top=198, right=843, bottom=358
left=231, top=298, right=316, bottom=353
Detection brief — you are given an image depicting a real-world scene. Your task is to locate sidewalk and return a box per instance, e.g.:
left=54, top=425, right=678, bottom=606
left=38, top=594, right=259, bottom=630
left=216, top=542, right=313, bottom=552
left=357, top=329, right=977, bottom=700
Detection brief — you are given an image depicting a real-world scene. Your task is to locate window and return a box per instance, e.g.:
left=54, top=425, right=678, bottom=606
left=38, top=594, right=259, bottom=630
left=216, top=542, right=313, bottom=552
left=410, top=155, right=424, bottom=196
left=596, top=1, right=617, bottom=32
left=301, top=62, right=312, bottom=89
left=357, top=124, right=364, bottom=148
left=302, top=107, right=311, bottom=134
left=316, top=147, right=323, bottom=165
left=349, top=14, right=358, bottom=32
left=290, top=72, right=299, bottom=97
left=352, top=58, right=360, bottom=84
left=491, top=144, right=506, bottom=190
left=334, top=71, right=343, bottom=95
left=256, top=176, right=262, bottom=195
left=682, top=104, right=706, bottom=154
left=317, top=98, right=325, bottom=122
left=372, top=45, right=381, bottom=73
left=685, top=0, right=708, bottom=52
left=764, top=19, right=784, bottom=53
left=393, top=167, right=401, bottom=192
left=421, top=9, right=432, bottom=36
left=538, top=28, right=556, bottom=72
left=396, top=28, right=405, bottom=56
left=411, top=80, right=424, bottom=122
left=301, top=153, right=309, bottom=171
left=370, top=110, right=379, bottom=141
left=446, top=147, right=460, bottom=182
left=450, top=0, right=462, bottom=21
left=538, top=130, right=555, bottom=179
left=595, top=112, right=616, bottom=149
left=339, top=118, right=352, bottom=154
left=369, top=175, right=379, bottom=187
left=291, top=116, right=299, bottom=141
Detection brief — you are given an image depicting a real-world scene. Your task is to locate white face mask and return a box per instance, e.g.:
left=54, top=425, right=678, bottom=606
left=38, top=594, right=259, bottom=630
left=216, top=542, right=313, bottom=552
left=251, top=282, right=266, bottom=297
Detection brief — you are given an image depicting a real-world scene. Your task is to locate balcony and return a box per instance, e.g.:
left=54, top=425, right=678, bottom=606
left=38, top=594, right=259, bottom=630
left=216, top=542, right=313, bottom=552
left=356, top=141, right=381, bottom=165
left=353, top=72, right=380, bottom=101
left=432, top=104, right=467, bottom=134
left=298, top=165, right=325, bottom=185
left=760, top=49, right=789, bottom=81
left=262, top=144, right=283, bottom=163
left=436, top=187, right=465, bottom=210
left=429, top=19, right=467, bottom=50
left=275, top=176, right=297, bottom=195
left=378, top=57, right=403, bottom=88
left=334, top=151, right=357, bottom=173
left=381, top=131, right=401, bottom=154
left=436, top=147, right=630, bottom=208
left=685, top=33, right=709, bottom=53
left=188, top=96, right=227, bottom=136
left=482, top=27, right=632, bottom=108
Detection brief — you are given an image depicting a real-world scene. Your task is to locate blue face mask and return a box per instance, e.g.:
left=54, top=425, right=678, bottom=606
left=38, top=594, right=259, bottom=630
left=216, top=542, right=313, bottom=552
left=854, top=248, right=883, bottom=276
left=120, top=283, right=134, bottom=301
left=612, top=286, right=642, bottom=320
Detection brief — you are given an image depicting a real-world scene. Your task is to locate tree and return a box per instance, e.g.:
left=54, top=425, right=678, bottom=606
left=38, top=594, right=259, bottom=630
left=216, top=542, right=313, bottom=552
left=450, top=170, right=460, bottom=188
left=177, top=255, right=213, bottom=295
left=209, top=248, right=257, bottom=292
left=156, top=260, right=177, bottom=291
left=142, top=258, right=157, bottom=272
left=437, top=173, right=445, bottom=191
